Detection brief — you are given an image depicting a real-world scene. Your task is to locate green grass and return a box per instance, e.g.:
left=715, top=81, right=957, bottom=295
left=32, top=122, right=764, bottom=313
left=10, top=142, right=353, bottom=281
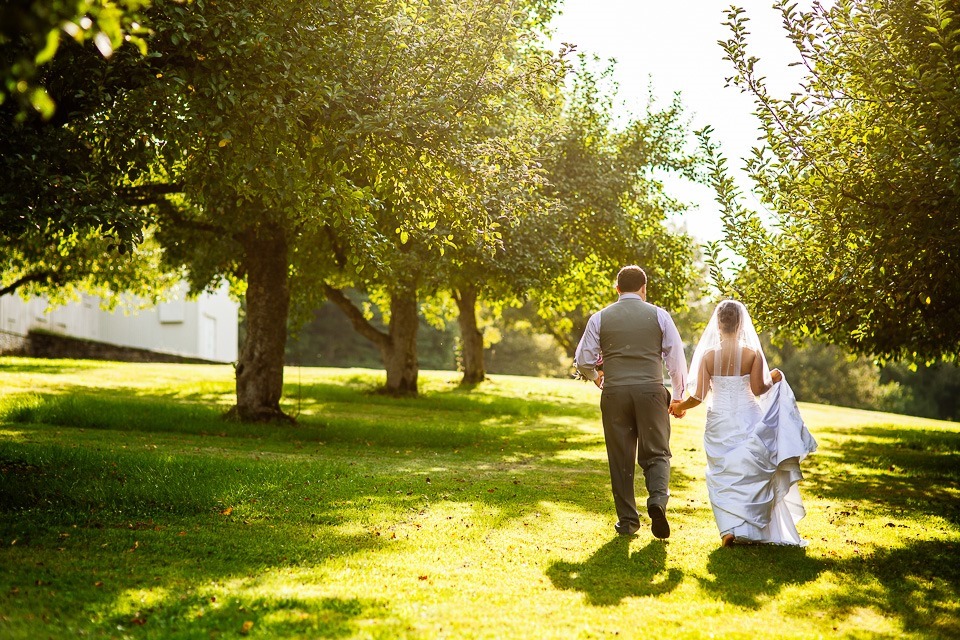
left=0, top=357, right=958, bottom=639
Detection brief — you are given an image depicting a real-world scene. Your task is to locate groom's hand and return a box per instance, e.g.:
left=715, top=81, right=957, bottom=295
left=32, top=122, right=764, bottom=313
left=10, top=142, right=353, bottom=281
left=593, top=371, right=604, bottom=389
left=669, top=400, right=686, bottom=419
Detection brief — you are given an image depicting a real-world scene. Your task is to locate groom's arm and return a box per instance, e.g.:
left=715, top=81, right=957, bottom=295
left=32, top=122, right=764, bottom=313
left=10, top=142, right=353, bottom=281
left=574, top=312, right=602, bottom=383
left=658, top=309, right=688, bottom=398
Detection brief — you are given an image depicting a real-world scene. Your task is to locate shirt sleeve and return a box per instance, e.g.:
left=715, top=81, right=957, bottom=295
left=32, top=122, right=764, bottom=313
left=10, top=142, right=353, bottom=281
left=658, top=307, right=688, bottom=397
left=574, top=312, right=602, bottom=381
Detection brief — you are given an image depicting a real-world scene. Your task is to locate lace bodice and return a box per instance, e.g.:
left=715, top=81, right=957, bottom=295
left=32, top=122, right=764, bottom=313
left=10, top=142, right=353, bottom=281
left=708, top=374, right=761, bottom=415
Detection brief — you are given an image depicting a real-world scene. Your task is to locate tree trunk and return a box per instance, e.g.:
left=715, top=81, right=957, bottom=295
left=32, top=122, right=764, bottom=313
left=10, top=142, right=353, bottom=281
left=229, top=227, right=293, bottom=422
left=455, top=285, right=485, bottom=384
left=381, top=287, right=420, bottom=396
left=322, top=283, right=420, bottom=396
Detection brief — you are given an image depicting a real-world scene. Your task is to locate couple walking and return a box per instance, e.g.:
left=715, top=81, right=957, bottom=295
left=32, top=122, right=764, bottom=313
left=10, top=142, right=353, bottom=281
left=574, top=265, right=817, bottom=546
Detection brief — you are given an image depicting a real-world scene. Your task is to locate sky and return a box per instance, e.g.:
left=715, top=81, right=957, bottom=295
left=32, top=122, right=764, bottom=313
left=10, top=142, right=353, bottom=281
left=548, top=0, right=807, bottom=242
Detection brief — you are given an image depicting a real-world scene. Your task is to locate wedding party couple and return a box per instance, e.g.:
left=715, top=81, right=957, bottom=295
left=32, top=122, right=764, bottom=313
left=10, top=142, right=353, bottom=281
left=574, top=265, right=817, bottom=547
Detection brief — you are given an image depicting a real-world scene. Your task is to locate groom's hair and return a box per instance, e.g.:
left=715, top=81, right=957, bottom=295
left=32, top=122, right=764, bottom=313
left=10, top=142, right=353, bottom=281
left=616, top=265, right=647, bottom=292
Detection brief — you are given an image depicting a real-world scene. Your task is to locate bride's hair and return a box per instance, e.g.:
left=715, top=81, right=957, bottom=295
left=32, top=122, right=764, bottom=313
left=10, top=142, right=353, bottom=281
left=716, top=300, right=741, bottom=335
left=689, top=298, right=772, bottom=401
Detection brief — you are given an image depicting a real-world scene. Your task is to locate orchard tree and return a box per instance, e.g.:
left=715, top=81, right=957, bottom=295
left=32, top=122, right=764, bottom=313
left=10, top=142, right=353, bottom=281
left=530, top=61, right=702, bottom=357
left=318, top=1, right=566, bottom=395
left=1, top=8, right=179, bottom=308
left=146, top=0, right=565, bottom=404
left=706, top=0, right=960, bottom=361
left=445, top=45, right=567, bottom=385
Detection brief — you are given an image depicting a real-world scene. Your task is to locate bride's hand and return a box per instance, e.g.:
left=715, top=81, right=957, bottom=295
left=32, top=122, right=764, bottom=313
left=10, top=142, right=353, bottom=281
left=669, top=400, right=686, bottom=419
left=771, top=369, right=783, bottom=383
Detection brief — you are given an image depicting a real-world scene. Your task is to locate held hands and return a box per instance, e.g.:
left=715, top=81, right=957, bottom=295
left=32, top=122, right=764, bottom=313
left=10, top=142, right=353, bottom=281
left=593, top=371, right=604, bottom=389
left=669, top=399, right=686, bottom=419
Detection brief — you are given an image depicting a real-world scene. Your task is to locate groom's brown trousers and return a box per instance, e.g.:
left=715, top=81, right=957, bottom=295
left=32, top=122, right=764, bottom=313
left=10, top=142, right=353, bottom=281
left=600, top=383, right=672, bottom=528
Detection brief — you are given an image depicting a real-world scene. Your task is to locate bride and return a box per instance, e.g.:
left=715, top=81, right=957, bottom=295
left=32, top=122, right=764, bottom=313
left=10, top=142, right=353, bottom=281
left=671, top=300, right=817, bottom=547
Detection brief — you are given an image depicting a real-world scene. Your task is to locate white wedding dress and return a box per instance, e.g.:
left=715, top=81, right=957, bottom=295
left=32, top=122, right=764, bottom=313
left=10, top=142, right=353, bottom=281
left=704, top=373, right=817, bottom=546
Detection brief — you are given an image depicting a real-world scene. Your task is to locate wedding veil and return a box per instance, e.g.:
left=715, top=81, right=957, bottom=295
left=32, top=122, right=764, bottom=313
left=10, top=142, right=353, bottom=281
left=687, top=300, right=772, bottom=401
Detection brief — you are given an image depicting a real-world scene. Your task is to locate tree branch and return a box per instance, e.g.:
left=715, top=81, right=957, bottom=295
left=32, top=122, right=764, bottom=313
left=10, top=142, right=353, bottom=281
left=0, top=270, right=58, bottom=297
left=158, top=205, right=230, bottom=236
left=322, top=284, right=391, bottom=349
left=116, top=183, right=184, bottom=205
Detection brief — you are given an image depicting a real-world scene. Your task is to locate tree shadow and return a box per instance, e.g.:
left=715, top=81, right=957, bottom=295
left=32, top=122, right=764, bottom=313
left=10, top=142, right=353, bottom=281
left=0, top=384, right=603, bottom=462
left=0, top=517, right=402, bottom=638
left=808, top=425, right=960, bottom=525
left=696, top=534, right=958, bottom=636
left=698, top=545, right=826, bottom=609
left=546, top=537, right=683, bottom=606
left=0, top=360, right=95, bottom=375
left=787, top=539, right=960, bottom=637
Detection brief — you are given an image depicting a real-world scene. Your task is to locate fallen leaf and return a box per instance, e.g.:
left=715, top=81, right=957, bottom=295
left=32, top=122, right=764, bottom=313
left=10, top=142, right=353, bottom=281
left=241, top=620, right=254, bottom=634
left=221, top=507, right=233, bottom=516
left=418, top=575, right=428, bottom=581
left=95, top=581, right=104, bottom=588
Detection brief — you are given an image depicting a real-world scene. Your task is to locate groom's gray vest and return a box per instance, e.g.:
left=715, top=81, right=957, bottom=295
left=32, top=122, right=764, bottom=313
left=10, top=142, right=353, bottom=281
left=599, top=298, right=663, bottom=388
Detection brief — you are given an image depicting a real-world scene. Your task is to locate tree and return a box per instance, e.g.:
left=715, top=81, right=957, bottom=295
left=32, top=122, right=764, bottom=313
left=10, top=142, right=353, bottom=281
left=319, top=0, right=566, bottom=394
left=705, top=0, right=960, bottom=361
left=1, top=10, right=178, bottom=307
left=529, top=60, right=702, bottom=357
left=2, top=0, right=561, bottom=416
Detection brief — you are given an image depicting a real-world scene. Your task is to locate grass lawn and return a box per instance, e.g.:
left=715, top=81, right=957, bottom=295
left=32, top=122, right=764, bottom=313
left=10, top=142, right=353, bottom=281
left=1, top=358, right=958, bottom=639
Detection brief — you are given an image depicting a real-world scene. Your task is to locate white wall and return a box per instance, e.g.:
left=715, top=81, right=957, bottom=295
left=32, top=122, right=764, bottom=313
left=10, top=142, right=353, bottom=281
left=0, top=282, right=239, bottom=363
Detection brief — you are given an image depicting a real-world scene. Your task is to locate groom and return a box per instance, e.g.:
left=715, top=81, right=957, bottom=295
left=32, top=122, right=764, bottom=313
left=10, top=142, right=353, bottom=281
left=574, top=265, right=687, bottom=539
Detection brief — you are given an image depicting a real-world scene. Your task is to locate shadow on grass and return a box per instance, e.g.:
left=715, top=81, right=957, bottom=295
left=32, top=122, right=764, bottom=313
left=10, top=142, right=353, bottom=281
left=810, top=425, right=960, bottom=525
left=0, top=386, right=600, bottom=462
left=0, top=517, right=402, bottom=638
left=698, top=535, right=959, bottom=636
left=792, top=539, right=960, bottom=638
left=0, top=360, right=97, bottom=376
left=546, top=537, right=682, bottom=606
left=699, top=544, right=824, bottom=609
left=117, top=594, right=390, bottom=639
left=0, top=430, right=698, bottom=540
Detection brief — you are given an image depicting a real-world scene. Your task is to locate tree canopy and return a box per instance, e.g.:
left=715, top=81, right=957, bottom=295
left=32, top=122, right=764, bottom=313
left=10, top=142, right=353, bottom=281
left=1, top=0, right=150, bottom=118
left=705, top=0, right=960, bottom=361
left=530, top=60, right=702, bottom=356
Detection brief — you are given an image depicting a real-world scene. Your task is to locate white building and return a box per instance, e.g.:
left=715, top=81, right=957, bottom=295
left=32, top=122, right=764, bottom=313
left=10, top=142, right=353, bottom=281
left=0, top=282, right=238, bottom=363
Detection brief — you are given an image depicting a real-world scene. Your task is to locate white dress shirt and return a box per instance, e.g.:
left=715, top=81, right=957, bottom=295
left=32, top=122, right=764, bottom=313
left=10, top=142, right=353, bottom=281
left=574, top=293, right=688, bottom=397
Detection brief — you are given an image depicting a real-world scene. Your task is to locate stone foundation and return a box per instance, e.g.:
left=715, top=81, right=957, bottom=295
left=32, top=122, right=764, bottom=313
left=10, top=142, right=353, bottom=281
left=2, top=330, right=223, bottom=365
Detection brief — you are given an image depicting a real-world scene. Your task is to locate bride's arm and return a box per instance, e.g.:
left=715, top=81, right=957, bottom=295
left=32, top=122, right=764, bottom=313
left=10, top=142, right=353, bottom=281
left=749, top=349, right=776, bottom=395
left=674, top=358, right=709, bottom=413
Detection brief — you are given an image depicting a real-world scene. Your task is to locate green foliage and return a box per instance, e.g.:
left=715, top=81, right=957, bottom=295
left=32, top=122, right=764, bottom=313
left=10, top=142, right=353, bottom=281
left=707, top=0, right=960, bottom=361
left=0, top=0, right=150, bottom=118
left=0, top=228, right=181, bottom=307
left=1, top=4, right=176, bottom=301
left=880, top=360, right=960, bottom=421
left=529, top=59, right=704, bottom=354
left=764, top=336, right=902, bottom=412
